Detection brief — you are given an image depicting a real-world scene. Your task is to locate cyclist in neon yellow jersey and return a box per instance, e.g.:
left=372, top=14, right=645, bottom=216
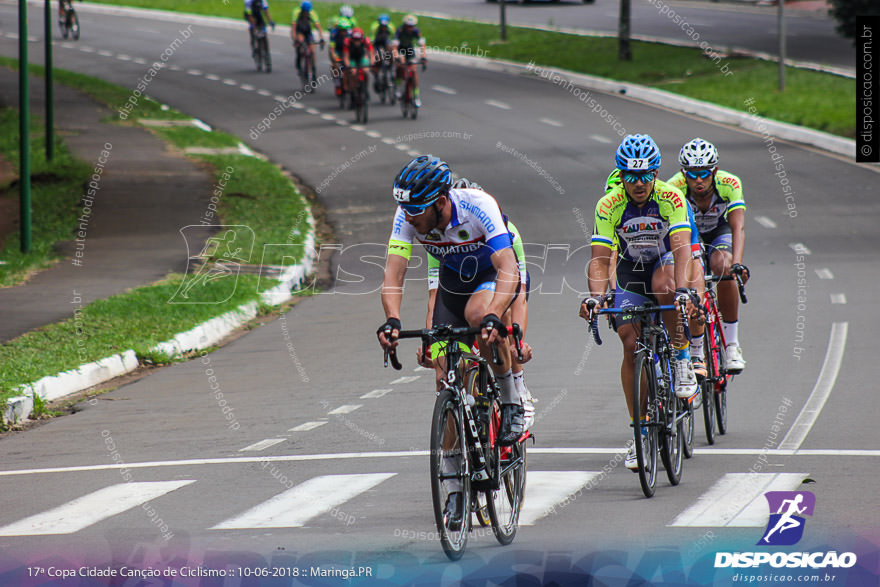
left=418, top=178, right=536, bottom=429
left=580, top=134, right=698, bottom=471
left=292, top=1, right=324, bottom=82
left=607, top=168, right=707, bottom=381
left=666, top=138, right=749, bottom=374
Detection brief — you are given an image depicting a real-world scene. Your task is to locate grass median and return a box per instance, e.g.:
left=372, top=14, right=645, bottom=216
left=0, top=63, right=315, bottom=409
left=84, top=0, right=855, bottom=137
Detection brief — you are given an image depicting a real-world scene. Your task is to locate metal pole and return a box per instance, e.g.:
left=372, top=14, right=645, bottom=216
left=778, top=0, right=785, bottom=91
left=44, top=0, right=53, bottom=160
left=500, top=0, right=507, bottom=41
left=19, top=0, right=31, bottom=253
left=619, top=0, right=632, bottom=61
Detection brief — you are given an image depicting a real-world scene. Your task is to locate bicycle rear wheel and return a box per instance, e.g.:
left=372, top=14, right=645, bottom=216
left=263, top=38, right=271, bottom=72
left=60, top=12, right=69, bottom=39
left=632, top=352, right=658, bottom=498
left=682, top=397, right=695, bottom=459
left=430, top=388, right=471, bottom=560
left=71, top=12, right=79, bottom=40
left=485, top=398, right=525, bottom=545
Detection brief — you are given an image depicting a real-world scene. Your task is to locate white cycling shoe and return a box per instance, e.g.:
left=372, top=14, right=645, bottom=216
left=726, top=344, right=746, bottom=374
left=674, top=358, right=699, bottom=399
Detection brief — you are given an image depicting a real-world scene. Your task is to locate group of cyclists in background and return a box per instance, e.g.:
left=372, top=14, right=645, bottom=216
left=245, top=0, right=427, bottom=110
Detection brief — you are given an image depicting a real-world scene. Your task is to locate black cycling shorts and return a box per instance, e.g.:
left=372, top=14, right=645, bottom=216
left=433, top=265, right=520, bottom=336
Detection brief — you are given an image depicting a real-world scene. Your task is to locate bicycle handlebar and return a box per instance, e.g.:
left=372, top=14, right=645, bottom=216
left=382, top=324, right=523, bottom=370
left=704, top=273, right=748, bottom=304
left=587, top=302, right=690, bottom=346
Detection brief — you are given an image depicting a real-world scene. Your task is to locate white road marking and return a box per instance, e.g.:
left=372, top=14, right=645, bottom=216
left=274, top=95, right=287, bottom=102
left=223, top=79, right=238, bottom=86
left=132, top=58, right=147, bottom=65
left=365, top=131, right=382, bottom=138
left=169, top=65, right=181, bottom=71
left=1, top=447, right=875, bottom=478
left=327, top=404, right=361, bottom=415
left=394, top=144, right=410, bottom=151
left=239, top=438, right=286, bottom=452
left=201, top=39, right=223, bottom=45
left=320, top=114, right=336, bottom=121
left=815, top=268, right=834, bottom=279
left=191, top=119, right=212, bottom=131
left=350, top=124, right=366, bottom=131
left=289, top=421, right=327, bottom=432
left=670, top=473, right=808, bottom=527
left=210, top=473, right=395, bottom=529
left=117, top=54, right=132, bottom=61
left=432, top=85, right=457, bottom=95
left=79, top=46, right=95, bottom=53
left=360, top=389, right=392, bottom=399
left=519, top=472, right=600, bottom=526
left=205, top=74, right=220, bottom=81
left=789, top=242, right=811, bottom=255
left=830, top=293, right=847, bottom=304
left=97, top=50, right=114, bottom=57
left=381, top=137, right=397, bottom=145
left=779, top=322, right=848, bottom=451
left=336, top=120, right=349, bottom=126
left=390, top=375, right=420, bottom=384
left=754, top=215, right=777, bottom=229
left=291, top=102, right=305, bottom=109
left=187, top=69, right=202, bottom=76
left=240, top=84, right=255, bottom=91
left=306, top=108, right=320, bottom=115
left=589, top=134, right=612, bottom=144
left=485, top=99, right=511, bottom=110
left=539, top=118, right=563, bottom=127
left=0, top=481, right=194, bottom=536
left=257, top=89, right=273, bottom=97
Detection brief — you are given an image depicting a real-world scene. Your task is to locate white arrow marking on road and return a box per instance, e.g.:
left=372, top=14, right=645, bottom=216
left=830, top=293, right=846, bottom=304
left=779, top=322, right=848, bottom=451
left=390, top=376, right=420, bottom=385
left=240, top=438, right=286, bottom=452
left=290, top=421, right=327, bottom=432
left=755, top=216, right=777, bottom=229
left=485, top=99, right=511, bottom=110
left=0, top=481, right=195, bottom=536
left=360, top=389, right=392, bottom=399
left=670, top=473, right=808, bottom=527
left=210, top=473, right=396, bottom=529
left=519, top=471, right=600, bottom=526
left=432, top=85, right=457, bottom=95
left=328, top=404, right=362, bottom=415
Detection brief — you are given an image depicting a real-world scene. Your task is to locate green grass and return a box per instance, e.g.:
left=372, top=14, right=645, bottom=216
left=155, top=125, right=243, bottom=149
left=0, top=104, right=92, bottom=286
left=0, top=274, right=264, bottom=400
left=81, top=0, right=855, bottom=137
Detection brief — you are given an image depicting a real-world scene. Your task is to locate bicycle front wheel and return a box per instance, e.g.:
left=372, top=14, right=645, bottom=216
left=71, top=12, right=79, bottom=40
left=702, top=326, right=717, bottom=444
left=658, top=353, right=683, bottom=486
left=430, top=389, right=471, bottom=560
left=632, top=352, right=658, bottom=498
left=713, top=323, right=729, bottom=435
left=263, top=39, right=271, bottom=72
left=486, top=399, right=525, bottom=545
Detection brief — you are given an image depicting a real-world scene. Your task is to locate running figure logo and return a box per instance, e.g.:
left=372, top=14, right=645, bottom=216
left=758, top=491, right=815, bottom=546
left=170, top=225, right=255, bottom=304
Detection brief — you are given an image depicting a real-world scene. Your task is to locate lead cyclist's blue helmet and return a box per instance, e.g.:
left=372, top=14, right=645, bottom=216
left=393, top=155, right=452, bottom=207
left=615, top=134, right=662, bottom=171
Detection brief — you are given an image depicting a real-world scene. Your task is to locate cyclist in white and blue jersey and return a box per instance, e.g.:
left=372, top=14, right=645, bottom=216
left=377, top=156, right=522, bottom=530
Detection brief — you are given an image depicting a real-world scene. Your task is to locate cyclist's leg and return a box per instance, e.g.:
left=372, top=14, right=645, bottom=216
left=709, top=232, right=737, bottom=322
left=653, top=254, right=699, bottom=398
left=612, top=288, right=648, bottom=421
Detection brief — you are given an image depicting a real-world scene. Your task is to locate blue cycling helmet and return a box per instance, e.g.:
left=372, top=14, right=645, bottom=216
left=393, top=155, right=452, bottom=207
left=301, top=0, right=312, bottom=10
left=378, top=13, right=390, bottom=24
left=615, top=134, right=661, bottom=171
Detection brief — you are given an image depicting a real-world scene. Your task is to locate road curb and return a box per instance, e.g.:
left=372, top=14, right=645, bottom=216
left=2, top=187, right=317, bottom=428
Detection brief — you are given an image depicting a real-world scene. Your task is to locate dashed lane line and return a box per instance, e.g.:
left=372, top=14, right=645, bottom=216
left=755, top=215, right=777, bottom=229
left=240, top=438, right=287, bottom=452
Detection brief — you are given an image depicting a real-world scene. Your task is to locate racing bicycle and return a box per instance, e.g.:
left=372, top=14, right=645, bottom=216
left=382, top=324, right=529, bottom=560
left=589, top=300, right=693, bottom=498
left=251, top=23, right=272, bottom=72
left=58, top=0, right=79, bottom=40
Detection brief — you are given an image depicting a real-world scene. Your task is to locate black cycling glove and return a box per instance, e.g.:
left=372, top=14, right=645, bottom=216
left=480, top=314, right=507, bottom=337
left=377, top=317, right=401, bottom=339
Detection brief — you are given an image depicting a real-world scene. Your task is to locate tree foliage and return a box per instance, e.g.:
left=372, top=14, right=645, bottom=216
left=829, top=0, right=880, bottom=46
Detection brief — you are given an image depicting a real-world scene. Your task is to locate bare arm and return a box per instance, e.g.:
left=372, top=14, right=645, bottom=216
left=728, top=208, right=745, bottom=267
left=487, top=247, right=519, bottom=319
left=670, top=230, right=692, bottom=291
left=381, top=253, right=408, bottom=323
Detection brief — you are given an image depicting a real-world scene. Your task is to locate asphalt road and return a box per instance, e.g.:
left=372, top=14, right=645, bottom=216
left=354, top=0, right=856, bottom=70
left=0, top=4, right=876, bottom=584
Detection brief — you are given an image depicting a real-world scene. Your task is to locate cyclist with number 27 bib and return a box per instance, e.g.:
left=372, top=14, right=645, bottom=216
left=377, top=156, right=523, bottom=454
left=579, top=134, right=698, bottom=471
left=666, top=138, right=749, bottom=374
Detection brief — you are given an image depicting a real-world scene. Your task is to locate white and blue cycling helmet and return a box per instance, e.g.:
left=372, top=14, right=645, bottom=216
left=615, top=134, right=662, bottom=171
